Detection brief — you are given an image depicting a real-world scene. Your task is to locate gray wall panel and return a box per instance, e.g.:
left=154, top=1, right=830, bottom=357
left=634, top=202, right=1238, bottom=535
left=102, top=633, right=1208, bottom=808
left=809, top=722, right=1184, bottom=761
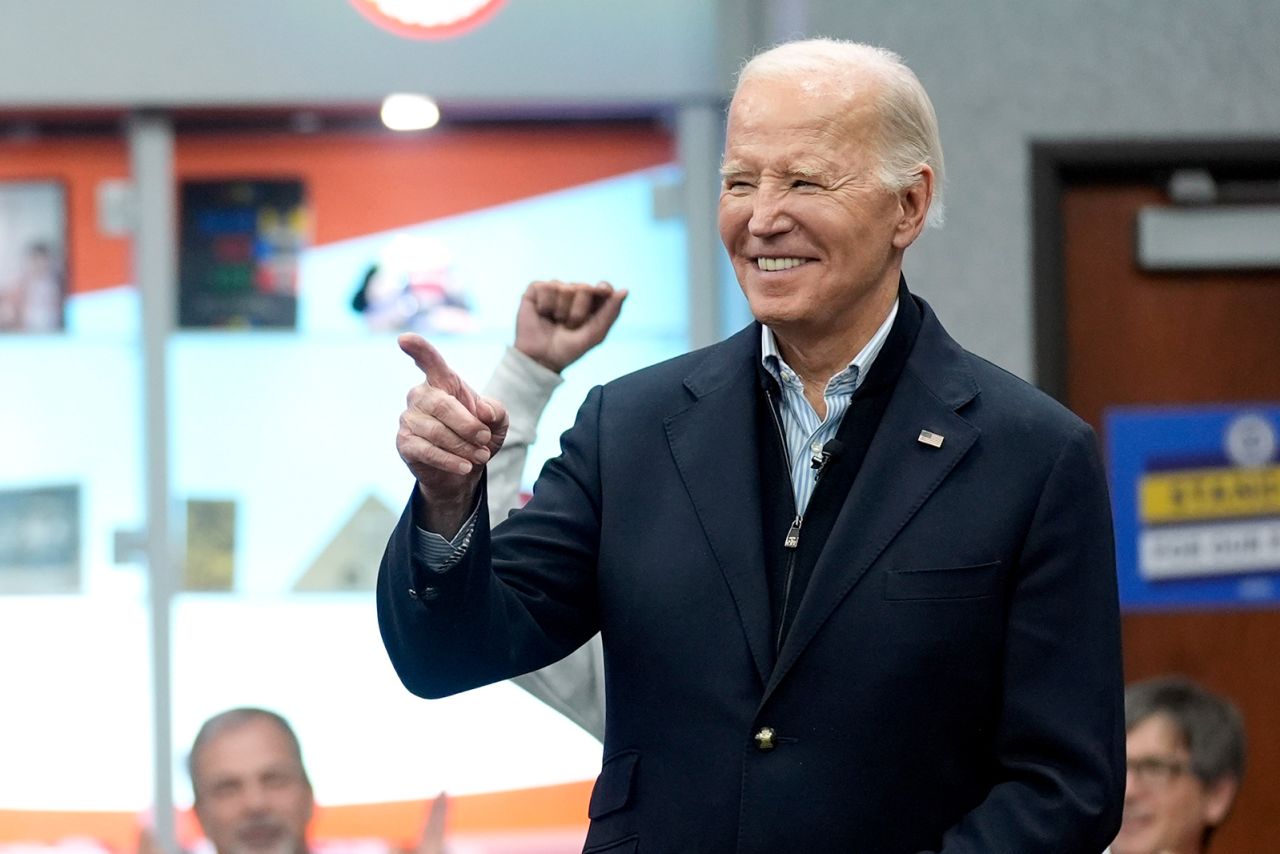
left=0, top=0, right=720, bottom=106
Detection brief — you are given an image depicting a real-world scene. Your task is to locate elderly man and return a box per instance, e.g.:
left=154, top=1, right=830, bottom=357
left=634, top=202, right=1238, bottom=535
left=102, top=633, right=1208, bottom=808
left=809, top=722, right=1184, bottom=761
left=1108, top=676, right=1246, bottom=854
left=379, top=38, right=1124, bottom=852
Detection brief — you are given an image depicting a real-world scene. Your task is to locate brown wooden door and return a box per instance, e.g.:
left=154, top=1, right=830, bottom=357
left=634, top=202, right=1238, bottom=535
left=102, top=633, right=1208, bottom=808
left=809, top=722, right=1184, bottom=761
left=1062, top=179, right=1280, bottom=853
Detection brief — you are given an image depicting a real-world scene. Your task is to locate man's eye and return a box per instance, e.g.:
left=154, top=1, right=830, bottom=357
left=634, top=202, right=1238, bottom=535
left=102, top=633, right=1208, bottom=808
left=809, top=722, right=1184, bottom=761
left=791, top=179, right=818, bottom=189
left=263, top=772, right=292, bottom=789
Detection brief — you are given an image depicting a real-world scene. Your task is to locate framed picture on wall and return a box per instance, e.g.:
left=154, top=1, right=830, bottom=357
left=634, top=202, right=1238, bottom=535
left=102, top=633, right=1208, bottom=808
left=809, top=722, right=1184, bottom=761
left=178, top=178, right=309, bottom=329
left=0, top=484, right=81, bottom=593
left=0, top=180, right=68, bottom=333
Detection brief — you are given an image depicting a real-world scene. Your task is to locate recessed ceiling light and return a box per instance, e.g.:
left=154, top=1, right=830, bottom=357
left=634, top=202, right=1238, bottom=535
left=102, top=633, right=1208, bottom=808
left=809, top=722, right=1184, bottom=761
left=380, top=94, right=441, bottom=132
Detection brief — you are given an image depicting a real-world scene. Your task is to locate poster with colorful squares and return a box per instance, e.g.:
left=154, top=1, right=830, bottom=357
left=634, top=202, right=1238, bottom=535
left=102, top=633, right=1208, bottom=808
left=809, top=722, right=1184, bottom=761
left=1107, top=405, right=1280, bottom=609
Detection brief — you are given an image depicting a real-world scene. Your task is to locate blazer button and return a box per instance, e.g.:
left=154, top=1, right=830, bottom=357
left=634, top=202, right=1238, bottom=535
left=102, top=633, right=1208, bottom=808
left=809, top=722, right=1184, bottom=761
left=754, top=726, right=776, bottom=751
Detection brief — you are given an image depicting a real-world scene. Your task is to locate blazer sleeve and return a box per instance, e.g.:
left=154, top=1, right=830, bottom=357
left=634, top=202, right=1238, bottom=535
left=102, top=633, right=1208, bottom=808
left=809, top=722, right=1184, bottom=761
left=377, top=385, right=606, bottom=700
left=931, top=421, right=1126, bottom=853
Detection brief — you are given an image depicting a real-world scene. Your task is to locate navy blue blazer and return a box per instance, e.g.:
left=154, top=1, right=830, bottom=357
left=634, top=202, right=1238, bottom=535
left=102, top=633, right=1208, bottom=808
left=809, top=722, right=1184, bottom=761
left=378, top=293, right=1125, bottom=853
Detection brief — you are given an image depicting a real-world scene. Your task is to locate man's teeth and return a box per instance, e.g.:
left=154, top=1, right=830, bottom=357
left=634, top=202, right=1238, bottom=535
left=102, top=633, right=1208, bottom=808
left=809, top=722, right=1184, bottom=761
left=756, top=257, right=806, bottom=272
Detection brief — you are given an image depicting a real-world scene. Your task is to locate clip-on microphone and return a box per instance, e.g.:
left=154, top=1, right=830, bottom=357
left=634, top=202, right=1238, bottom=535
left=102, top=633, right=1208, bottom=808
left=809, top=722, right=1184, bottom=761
left=810, top=438, right=845, bottom=479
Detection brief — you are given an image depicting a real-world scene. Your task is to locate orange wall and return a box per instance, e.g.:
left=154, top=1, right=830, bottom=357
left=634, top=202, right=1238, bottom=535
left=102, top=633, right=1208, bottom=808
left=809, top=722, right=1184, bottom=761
left=0, top=123, right=674, bottom=295
left=0, top=136, right=132, bottom=294
left=0, top=781, right=594, bottom=850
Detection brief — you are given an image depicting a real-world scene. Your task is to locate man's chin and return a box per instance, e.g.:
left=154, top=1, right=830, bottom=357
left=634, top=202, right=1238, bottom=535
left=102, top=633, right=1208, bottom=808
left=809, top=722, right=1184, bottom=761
left=229, top=832, right=302, bottom=854
left=743, top=301, right=803, bottom=331
left=1109, top=826, right=1156, bottom=854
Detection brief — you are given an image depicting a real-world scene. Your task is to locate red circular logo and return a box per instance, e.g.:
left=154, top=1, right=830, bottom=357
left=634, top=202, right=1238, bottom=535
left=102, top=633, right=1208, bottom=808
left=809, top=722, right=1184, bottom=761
left=348, top=0, right=506, bottom=40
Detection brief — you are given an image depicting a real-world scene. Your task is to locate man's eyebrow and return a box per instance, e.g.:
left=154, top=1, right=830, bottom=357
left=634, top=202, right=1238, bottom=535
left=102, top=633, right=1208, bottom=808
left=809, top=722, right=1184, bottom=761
left=789, top=163, right=830, bottom=180
left=719, top=161, right=750, bottom=178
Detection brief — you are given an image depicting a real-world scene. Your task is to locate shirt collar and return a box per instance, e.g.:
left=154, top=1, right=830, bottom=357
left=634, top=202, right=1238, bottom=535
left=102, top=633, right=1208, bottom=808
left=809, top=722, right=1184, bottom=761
left=761, top=298, right=900, bottom=394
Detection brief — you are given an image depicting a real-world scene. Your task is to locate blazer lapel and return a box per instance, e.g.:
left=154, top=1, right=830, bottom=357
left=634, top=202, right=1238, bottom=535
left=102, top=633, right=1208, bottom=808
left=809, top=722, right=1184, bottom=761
left=665, top=327, right=775, bottom=684
left=766, top=303, right=981, bottom=696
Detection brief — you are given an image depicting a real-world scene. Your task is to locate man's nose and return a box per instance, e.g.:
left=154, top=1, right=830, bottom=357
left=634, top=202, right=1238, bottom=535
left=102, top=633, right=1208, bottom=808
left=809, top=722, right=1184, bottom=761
left=241, top=781, right=271, bottom=812
left=1123, top=766, right=1143, bottom=800
left=748, top=187, right=794, bottom=237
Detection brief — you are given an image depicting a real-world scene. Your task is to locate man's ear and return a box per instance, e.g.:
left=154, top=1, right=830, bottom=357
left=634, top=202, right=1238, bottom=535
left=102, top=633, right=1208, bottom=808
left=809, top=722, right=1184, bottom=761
left=891, top=164, right=934, bottom=250
left=1202, top=775, right=1239, bottom=826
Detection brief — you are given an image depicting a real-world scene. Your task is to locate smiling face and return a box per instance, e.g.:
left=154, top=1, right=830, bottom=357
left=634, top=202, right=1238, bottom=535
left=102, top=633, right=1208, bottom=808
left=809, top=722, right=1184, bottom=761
left=1112, top=714, right=1237, bottom=854
left=192, top=716, right=314, bottom=854
left=718, top=72, right=932, bottom=361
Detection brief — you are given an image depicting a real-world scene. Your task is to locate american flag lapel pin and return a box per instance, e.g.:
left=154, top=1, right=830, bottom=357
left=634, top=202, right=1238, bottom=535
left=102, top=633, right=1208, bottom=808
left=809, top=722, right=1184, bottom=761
left=917, top=429, right=944, bottom=448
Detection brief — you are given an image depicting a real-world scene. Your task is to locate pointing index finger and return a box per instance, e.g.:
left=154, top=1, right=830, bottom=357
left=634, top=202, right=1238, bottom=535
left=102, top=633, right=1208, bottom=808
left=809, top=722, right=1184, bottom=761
left=398, top=333, right=459, bottom=389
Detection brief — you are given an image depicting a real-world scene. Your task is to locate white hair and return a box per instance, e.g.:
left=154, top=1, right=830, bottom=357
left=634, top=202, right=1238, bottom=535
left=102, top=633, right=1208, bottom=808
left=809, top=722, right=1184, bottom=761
left=737, top=38, right=946, bottom=228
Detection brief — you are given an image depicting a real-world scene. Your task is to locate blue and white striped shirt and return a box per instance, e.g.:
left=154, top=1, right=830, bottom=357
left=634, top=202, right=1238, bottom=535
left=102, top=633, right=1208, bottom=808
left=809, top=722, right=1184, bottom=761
left=760, top=298, right=899, bottom=517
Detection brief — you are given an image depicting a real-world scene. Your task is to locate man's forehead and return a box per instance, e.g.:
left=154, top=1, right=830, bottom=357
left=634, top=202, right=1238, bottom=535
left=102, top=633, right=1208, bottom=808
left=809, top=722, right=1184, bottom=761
left=720, top=117, right=865, bottom=175
left=196, top=719, right=300, bottom=776
left=1127, top=713, right=1189, bottom=754
left=726, top=89, right=876, bottom=155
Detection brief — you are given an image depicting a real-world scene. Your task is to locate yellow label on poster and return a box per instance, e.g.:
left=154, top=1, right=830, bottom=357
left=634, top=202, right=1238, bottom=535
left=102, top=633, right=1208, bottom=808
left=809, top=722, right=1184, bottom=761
left=1140, top=465, right=1280, bottom=524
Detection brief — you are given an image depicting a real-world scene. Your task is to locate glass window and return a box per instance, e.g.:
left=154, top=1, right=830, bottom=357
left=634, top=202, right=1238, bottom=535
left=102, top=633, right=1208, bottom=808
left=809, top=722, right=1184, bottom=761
left=165, top=122, right=686, bottom=847
left=0, top=118, right=689, bottom=852
left=0, top=135, right=152, bottom=847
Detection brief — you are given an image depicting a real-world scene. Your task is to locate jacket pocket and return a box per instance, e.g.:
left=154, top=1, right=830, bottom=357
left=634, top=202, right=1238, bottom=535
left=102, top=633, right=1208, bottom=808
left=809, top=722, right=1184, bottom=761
left=582, top=834, right=638, bottom=854
left=588, top=749, right=640, bottom=820
left=883, top=561, right=1000, bottom=601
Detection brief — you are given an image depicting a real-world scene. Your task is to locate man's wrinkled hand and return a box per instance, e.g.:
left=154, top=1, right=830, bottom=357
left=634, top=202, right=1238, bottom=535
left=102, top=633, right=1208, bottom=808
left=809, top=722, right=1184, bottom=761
left=397, top=334, right=509, bottom=533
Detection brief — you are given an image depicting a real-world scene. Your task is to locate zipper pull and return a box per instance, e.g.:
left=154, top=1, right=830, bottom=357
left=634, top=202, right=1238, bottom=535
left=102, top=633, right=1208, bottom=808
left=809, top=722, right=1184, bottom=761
left=784, top=515, right=802, bottom=549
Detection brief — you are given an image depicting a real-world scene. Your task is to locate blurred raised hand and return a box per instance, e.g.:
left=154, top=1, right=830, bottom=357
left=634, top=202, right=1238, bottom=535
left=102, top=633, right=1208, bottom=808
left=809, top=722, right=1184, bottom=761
left=415, top=791, right=449, bottom=854
left=514, top=279, right=627, bottom=373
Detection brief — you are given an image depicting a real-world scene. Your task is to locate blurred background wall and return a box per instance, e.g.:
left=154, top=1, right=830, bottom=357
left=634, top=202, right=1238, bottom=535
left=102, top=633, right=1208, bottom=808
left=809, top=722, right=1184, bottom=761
left=3, top=0, right=1277, bottom=372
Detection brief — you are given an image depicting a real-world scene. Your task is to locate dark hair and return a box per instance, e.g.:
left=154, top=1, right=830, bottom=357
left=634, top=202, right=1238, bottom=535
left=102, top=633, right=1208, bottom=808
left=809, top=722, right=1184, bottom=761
left=1125, top=675, right=1246, bottom=786
left=351, top=265, right=378, bottom=312
left=188, top=707, right=310, bottom=794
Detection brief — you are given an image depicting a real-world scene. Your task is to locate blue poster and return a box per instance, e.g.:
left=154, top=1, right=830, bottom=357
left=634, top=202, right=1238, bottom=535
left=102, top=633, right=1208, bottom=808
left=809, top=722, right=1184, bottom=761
left=1107, top=405, right=1280, bottom=610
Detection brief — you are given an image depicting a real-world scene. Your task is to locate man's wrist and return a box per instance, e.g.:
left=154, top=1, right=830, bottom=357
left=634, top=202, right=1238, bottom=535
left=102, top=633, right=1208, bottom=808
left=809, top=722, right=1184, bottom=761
left=414, top=480, right=480, bottom=539
left=513, top=343, right=567, bottom=374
